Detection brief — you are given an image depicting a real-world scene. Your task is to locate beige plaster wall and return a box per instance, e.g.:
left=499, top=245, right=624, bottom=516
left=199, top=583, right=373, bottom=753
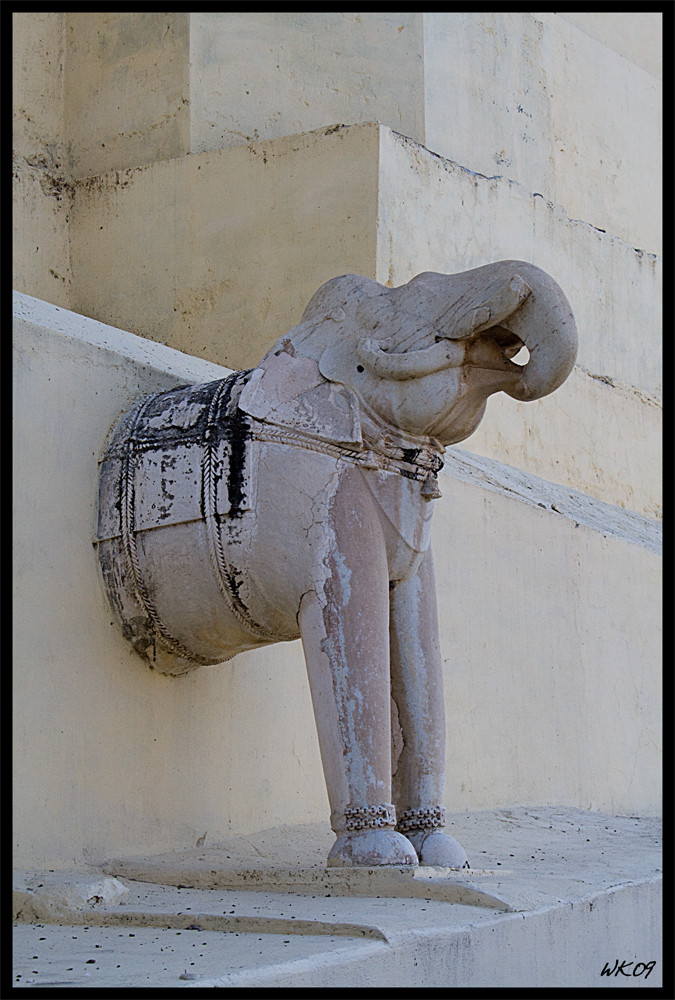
left=13, top=11, right=661, bottom=314
left=464, top=368, right=662, bottom=521
left=12, top=12, right=190, bottom=311
left=13, top=295, right=328, bottom=871
left=376, top=126, right=662, bottom=518
left=64, top=12, right=190, bottom=179
left=13, top=12, right=661, bottom=357
left=376, top=128, right=661, bottom=397
left=423, top=12, right=661, bottom=252
left=551, top=11, right=662, bottom=79
left=434, top=466, right=661, bottom=816
left=13, top=12, right=72, bottom=308
left=68, top=120, right=662, bottom=395
left=540, top=13, right=660, bottom=254
left=13, top=12, right=65, bottom=167
left=186, top=11, right=662, bottom=252
left=188, top=12, right=425, bottom=155
left=13, top=294, right=661, bottom=868
left=187, top=12, right=661, bottom=251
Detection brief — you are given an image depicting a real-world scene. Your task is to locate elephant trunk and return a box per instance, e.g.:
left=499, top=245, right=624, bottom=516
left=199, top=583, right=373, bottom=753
left=430, top=261, right=578, bottom=401
left=495, top=263, right=578, bottom=402
left=349, top=263, right=577, bottom=401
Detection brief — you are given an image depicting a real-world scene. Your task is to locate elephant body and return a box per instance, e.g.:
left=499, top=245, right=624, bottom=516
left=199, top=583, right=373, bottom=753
left=96, top=262, right=577, bottom=868
left=97, top=358, right=439, bottom=665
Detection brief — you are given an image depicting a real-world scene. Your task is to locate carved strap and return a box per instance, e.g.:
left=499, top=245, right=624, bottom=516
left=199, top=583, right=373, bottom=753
left=397, top=805, right=447, bottom=834
left=344, top=803, right=397, bottom=832
left=250, top=424, right=443, bottom=484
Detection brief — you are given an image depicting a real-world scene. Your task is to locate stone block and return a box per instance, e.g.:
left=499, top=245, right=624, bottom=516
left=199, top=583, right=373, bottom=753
left=13, top=873, right=129, bottom=923
left=12, top=810, right=663, bottom=988
left=70, top=124, right=379, bottom=370
left=185, top=12, right=661, bottom=250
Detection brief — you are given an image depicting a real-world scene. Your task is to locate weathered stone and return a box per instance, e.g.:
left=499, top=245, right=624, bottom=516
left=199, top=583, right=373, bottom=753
left=95, top=262, right=576, bottom=868
left=13, top=872, right=129, bottom=923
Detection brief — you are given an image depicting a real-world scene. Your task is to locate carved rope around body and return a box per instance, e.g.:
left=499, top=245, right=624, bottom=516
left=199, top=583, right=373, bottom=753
left=105, top=370, right=447, bottom=665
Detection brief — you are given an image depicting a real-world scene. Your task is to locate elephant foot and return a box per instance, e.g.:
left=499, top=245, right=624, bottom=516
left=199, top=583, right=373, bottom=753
left=406, top=830, right=470, bottom=869
left=327, top=829, right=418, bottom=868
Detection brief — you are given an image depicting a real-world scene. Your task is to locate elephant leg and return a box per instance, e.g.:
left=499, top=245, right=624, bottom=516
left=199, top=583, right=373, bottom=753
left=297, top=467, right=417, bottom=867
left=390, top=549, right=469, bottom=868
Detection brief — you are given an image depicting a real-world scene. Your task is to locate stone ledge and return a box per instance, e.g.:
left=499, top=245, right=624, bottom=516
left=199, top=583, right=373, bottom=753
left=444, top=448, right=661, bottom=554
left=13, top=808, right=662, bottom=988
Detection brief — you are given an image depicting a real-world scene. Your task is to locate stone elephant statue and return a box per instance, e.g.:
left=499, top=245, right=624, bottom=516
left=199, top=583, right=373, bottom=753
left=96, top=260, right=577, bottom=868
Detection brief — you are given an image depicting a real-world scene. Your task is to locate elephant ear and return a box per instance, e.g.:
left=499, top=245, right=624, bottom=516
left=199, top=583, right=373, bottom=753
left=238, top=350, right=363, bottom=448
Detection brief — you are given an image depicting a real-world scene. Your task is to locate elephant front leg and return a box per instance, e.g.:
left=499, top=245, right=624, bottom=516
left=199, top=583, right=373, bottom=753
left=297, top=468, right=417, bottom=867
left=390, top=549, right=470, bottom=868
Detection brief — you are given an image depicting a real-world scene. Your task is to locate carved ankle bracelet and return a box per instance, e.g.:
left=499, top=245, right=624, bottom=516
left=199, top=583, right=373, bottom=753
left=344, top=803, right=397, bottom=831
left=397, top=805, right=447, bottom=834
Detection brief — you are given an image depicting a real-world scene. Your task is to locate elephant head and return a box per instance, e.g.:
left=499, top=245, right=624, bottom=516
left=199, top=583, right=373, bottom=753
left=270, top=261, right=577, bottom=446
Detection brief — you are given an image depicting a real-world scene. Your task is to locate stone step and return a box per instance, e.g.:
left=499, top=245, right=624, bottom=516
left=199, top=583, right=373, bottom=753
left=13, top=807, right=662, bottom=988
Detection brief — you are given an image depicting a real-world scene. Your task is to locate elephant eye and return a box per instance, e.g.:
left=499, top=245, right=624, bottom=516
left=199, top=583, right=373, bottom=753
left=356, top=364, right=364, bottom=373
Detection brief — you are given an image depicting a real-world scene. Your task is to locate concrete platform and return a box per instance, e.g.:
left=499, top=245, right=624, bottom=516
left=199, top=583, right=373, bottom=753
left=13, top=806, right=662, bottom=988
